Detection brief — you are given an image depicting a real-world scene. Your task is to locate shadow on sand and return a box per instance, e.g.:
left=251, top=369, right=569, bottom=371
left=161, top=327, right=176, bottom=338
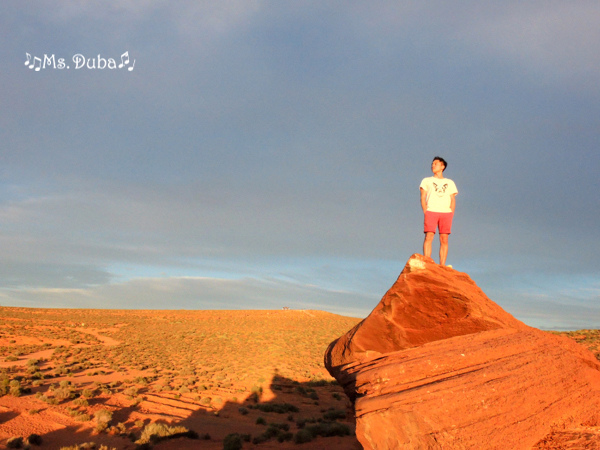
left=12, top=372, right=362, bottom=450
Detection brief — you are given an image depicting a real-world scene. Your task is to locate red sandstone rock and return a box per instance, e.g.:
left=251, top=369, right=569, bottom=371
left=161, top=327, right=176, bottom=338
left=325, top=254, right=600, bottom=449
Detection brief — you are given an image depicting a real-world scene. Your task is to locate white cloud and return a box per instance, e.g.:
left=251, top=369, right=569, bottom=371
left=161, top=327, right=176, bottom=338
left=0, top=275, right=373, bottom=318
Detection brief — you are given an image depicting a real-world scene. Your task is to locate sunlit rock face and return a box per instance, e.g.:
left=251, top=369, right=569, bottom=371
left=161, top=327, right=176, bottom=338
left=325, top=254, right=600, bottom=450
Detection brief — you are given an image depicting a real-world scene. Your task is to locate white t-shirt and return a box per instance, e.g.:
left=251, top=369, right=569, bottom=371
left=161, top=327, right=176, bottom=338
left=420, top=176, right=458, bottom=213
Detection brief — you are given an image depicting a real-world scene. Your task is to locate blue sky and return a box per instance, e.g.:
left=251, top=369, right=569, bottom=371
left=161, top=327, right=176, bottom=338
left=1, top=1, right=599, bottom=330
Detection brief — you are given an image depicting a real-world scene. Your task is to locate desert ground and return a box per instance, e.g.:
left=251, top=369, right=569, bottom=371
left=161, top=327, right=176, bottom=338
left=0, top=307, right=363, bottom=450
left=2, top=306, right=600, bottom=450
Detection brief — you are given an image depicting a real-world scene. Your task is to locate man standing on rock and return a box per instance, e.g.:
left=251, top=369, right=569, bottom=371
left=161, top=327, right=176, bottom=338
left=420, top=156, right=458, bottom=266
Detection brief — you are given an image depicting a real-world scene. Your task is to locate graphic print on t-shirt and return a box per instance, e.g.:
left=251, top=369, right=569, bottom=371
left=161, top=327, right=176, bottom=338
left=433, top=182, right=448, bottom=196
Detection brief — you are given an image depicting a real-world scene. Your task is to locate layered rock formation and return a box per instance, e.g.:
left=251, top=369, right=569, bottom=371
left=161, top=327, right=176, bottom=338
left=325, top=254, right=600, bottom=449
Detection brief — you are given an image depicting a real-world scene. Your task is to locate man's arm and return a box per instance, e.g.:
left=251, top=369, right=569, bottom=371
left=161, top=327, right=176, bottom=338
left=450, top=193, right=456, bottom=213
left=420, top=187, right=428, bottom=213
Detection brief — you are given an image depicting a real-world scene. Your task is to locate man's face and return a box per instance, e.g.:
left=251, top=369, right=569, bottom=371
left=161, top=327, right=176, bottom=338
left=431, top=159, right=445, bottom=174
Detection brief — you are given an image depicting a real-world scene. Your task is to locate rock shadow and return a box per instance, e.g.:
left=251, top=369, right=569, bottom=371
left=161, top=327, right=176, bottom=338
left=8, top=372, right=362, bottom=449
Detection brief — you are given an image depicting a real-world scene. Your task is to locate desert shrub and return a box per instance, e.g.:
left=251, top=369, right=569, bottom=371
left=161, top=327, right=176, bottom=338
left=136, top=423, right=198, bottom=445
left=6, top=436, right=24, bottom=448
left=277, top=431, right=294, bottom=442
left=253, top=402, right=299, bottom=414
left=73, top=397, right=89, bottom=407
left=81, top=388, right=95, bottom=398
left=36, top=393, right=59, bottom=405
left=26, top=433, right=43, bottom=445
left=0, top=376, right=10, bottom=397
left=111, top=422, right=126, bottom=434
left=94, top=408, right=113, bottom=432
left=123, top=386, right=139, bottom=398
left=58, top=443, right=116, bottom=450
left=305, top=422, right=351, bottom=438
left=75, top=412, right=92, bottom=422
left=9, top=380, right=22, bottom=397
left=323, top=408, right=346, bottom=421
left=238, top=407, right=249, bottom=415
left=253, top=423, right=292, bottom=444
left=294, top=386, right=307, bottom=395
left=296, top=417, right=316, bottom=429
left=256, top=416, right=266, bottom=425
left=53, top=386, right=74, bottom=400
left=267, top=423, right=289, bottom=434
left=134, top=376, right=149, bottom=386
left=223, top=433, right=243, bottom=450
left=294, top=428, right=314, bottom=444
left=54, top=365, right=68, bottom=375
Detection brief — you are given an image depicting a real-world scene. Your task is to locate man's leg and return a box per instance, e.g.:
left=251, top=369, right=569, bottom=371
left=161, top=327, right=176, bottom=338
left=439, top=233, right=449, bottom=266
left=423, top=232, right=435, bottom=258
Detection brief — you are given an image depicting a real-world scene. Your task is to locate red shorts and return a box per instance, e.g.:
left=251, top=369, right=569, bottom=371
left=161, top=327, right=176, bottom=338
left=424, top=211, right=454, bottom=234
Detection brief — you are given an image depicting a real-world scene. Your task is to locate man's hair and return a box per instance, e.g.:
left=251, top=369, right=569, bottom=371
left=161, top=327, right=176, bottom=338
left=433, top=156, right=447, bottom=171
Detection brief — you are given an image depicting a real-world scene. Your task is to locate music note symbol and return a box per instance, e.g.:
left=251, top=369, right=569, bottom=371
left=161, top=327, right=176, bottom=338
left=29, top=56, right=42, bottom=71
left=118, top=51, right=130, bottom=69
left=128, top=59, right=136, bottom=71
left=25, top=53, right=32, bottom=66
